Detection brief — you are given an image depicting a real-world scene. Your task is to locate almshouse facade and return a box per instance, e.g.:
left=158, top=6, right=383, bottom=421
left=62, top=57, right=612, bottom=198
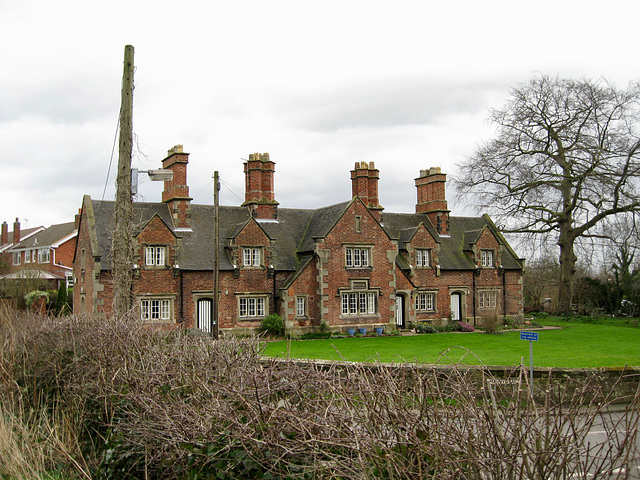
left=73, top=145, right=524, bottom=333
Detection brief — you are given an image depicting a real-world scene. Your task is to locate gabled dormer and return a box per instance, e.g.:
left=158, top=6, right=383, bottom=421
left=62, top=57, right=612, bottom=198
left=228, top=217, right=272, bottom=270
left=134, top=213, right=178, bottom=271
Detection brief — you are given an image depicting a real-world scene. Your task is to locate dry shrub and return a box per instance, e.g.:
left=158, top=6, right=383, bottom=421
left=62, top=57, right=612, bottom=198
left=1, top=309, right=639, bottom=479
left=481, top=308, right=501, bottom=334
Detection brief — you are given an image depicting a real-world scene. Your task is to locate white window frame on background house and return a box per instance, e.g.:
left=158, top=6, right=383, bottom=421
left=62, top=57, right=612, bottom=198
left=415, top=292, right=436, bottom=312
left=481, top=249, right=494, bottom=267
left=24, top=250, right=31, bottom=263
left=140, top=297, right=173, bottom=321
left=345, top=246, right=371, bottom=268
left=145, top=246, right=166, bottom=266
left=37, top=248, right=50, bottom=264
left=416, top=249, right=432, bottom=268
left=238, top=296, right=267, bottom=318
left=12, top=251, right=21, bottom=265
left=242, top=247, right=261, bottom=267
left=478, top=290, right=498, bottom=309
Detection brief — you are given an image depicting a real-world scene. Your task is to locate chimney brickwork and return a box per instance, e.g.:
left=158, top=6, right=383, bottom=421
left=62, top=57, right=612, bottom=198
left=1, top=221, right=7, bottom=245
left=243, top=153, right=278, bottom=219
left=350, top=161, right=383, bottom=221
left=162, top=145, right=192, bottom=228
left=12, top=218, right=20, bottom=245
left=415, top=167, right=450, bottom=235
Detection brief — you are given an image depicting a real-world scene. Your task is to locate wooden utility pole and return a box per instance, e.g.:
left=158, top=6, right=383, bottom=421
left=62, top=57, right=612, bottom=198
left=213, top=171, right=220, bottom=339
left=112, top=45, right=135, bottom=318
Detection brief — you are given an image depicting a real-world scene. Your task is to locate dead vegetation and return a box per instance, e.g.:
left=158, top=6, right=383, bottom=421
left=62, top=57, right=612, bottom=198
left=0, top=309, right=639, bottom=479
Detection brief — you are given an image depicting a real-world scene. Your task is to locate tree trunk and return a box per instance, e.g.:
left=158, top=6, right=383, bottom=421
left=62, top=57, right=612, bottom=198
left=557, top=231, right=576, bottom=315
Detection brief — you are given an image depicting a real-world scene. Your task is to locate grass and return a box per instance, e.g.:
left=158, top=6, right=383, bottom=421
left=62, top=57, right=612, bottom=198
left=263, top=317, right=640, bottom=368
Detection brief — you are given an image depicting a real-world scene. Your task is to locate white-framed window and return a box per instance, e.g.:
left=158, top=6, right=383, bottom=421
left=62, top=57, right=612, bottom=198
left=24, top=250, right=31, bottom=263
left=38, top=248, right=50, bottom=263
left=140, top=298, right=172, bottom=321
left=481, top=250, right=494, bottom=267
left=31, top=250, right=36, bottom=263
left=12, top=251, right=21, bottom=265
left=341, top=292, right=377, bottom=315
left=239, top=296, right=266, bottom=318
left=415, top=292, right=436, bottom=312
left=416, top=249, right=431, bottom=268
left=145, top=246, right=166, bottom=266
left=478, top=291, right=497, bottom=309
left=296, top=296, right=307, bottom=317
left=242, top=247, right=261, bottom=267
left=345, top=247, right=371, bottom=268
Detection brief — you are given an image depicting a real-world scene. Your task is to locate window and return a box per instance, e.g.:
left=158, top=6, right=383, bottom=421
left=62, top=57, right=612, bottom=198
left=239, top=296, right=266, bottom=318
left=242, top=248, right=261, bottom=267
left=415, top=292, right=436, bottom=312
left=345, top=247, right=370, bottom=268
left=341, top=292, right=377, bottom=315
left=38, top=248, right=50, bottom=263
left=296, top=296, right=307, bottom=317
left=24, top=250, right=31, bottom=263
left=145, top=246, right=166, bottom=266
left=12, top=252, right=21, bottom=265
left=140, top=298, right=172, bottom=321
left=481, top=250, right=494, bottom=267
left=479, top=291, right=497, bottom=309
left=416, top=249, right=431, bottom=268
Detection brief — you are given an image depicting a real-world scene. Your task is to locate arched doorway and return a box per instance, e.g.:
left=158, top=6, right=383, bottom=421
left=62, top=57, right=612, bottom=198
left=197, top=298, right=213, bottom=333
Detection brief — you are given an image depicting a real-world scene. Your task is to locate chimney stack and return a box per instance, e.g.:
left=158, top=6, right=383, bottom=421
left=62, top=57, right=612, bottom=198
left=12, top=218, right=20, bottom=245
left=243, top=153, right=278, bottom=219
left=162, top=145, right=192, bottom=228
left=74, top=209, right=81, bottom=230
left=350, top=161, right=383, bottom=220
left=415, top=167, right=450, bottom=235
left=1, top=221, right=8, bottom=245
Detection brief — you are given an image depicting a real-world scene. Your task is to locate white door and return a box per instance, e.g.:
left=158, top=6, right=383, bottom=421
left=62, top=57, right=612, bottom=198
left=197, top=298, right=213, bottom=332
left=395, top=296, right=404, bottom=328
left=450, top=293, right=461, bottom=321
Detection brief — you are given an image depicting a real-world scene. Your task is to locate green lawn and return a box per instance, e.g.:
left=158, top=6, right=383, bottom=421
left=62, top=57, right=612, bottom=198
left=262, top=318, right=640, bottom=368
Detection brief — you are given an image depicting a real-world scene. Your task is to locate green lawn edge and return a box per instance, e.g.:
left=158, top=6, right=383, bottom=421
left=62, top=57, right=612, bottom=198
left=262, top=317, right=640, bottom=368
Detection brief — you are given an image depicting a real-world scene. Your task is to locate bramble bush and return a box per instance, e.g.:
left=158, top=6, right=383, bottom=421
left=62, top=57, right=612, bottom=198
left=1, top=310, right=639, bottom=479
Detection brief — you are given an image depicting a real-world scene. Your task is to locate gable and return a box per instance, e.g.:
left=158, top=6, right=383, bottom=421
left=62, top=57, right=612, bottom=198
left=136, top=214, right=177, bottom=245
left=234, top=218, right=271, bottom=246
left=323, top=199, right=391, bottom=246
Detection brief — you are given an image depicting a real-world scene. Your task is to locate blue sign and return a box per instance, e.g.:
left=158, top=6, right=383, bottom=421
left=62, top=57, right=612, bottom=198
left=520, top=331, right=539, bottom=341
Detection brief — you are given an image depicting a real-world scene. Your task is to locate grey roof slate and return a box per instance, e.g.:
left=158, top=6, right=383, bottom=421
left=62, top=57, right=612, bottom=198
left=86, top=197, right=523, bottom=273
left=13, top=222, right=76, bottom=250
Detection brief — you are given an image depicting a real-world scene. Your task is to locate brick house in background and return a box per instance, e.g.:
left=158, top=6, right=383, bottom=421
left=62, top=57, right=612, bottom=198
left=73, top=145, right=524, bottom=333
left=0, top=218, right=77, bottom=294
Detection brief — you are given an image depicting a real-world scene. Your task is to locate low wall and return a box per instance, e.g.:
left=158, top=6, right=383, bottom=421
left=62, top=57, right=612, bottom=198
left=263, top=357, right=640, bottom=404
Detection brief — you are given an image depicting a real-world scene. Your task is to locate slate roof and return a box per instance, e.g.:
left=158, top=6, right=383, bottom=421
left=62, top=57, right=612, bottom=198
left=11, top=222, right=76, bottom=250
left=85, top=197, right=523, bottom=273
left=0, top=226, right=45, bottom=252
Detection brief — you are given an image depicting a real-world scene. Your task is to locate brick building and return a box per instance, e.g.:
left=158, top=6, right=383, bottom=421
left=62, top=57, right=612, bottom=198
left=1, top=219, right=77, bottom=293
left=73, top=145, right=524, bottom=333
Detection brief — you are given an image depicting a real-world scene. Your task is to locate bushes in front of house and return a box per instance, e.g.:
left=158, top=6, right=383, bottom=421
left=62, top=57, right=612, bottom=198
left=2, top=311, right=639, bottom=479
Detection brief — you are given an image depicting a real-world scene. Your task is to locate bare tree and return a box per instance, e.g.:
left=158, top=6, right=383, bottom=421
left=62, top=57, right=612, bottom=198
left=455, top=75, right=640, bottom=313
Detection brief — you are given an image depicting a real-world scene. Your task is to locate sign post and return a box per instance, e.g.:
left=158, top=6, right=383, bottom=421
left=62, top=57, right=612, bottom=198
left=520, top=331, right=539, bottom=397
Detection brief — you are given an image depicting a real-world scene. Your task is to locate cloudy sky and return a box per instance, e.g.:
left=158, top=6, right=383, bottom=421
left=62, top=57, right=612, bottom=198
left=1, top=0, right=639, bottom=230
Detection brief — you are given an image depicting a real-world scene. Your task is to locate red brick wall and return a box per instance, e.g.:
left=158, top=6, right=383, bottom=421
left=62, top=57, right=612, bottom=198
left=318, top=200, right=397, bottom=327
left=73, top=203, right=97, bottom=314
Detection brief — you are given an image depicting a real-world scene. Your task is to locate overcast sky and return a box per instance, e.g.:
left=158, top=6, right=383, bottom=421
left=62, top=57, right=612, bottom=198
left=1, top=0, right=639, bottom=230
